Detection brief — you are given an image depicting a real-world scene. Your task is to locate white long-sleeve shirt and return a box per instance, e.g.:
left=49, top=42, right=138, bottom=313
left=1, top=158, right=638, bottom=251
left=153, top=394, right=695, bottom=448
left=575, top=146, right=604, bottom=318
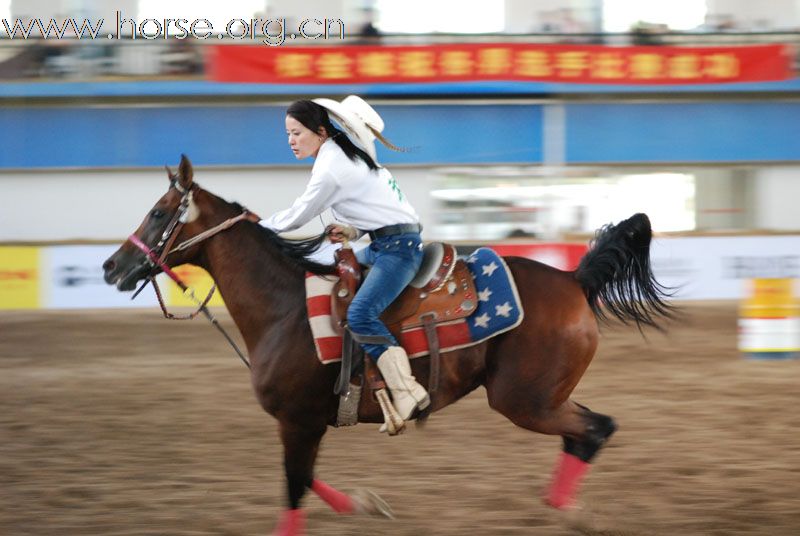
left=260, top=139, right=419, bottom=233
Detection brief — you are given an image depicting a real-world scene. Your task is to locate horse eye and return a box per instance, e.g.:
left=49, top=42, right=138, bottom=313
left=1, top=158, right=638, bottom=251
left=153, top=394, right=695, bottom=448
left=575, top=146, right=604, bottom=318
left=150, top=209, right=165, bottom=219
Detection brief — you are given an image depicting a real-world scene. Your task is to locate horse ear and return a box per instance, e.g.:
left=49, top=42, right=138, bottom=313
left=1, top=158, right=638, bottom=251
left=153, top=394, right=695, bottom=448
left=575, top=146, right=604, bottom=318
left=165, top=165, right=175, bottom=181
left=178, top=154, right=194, bottom=188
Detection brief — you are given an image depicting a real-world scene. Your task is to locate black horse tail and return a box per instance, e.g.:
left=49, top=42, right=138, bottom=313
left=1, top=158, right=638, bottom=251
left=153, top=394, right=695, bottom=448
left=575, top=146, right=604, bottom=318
left=574, top=213, right=674, bottom=330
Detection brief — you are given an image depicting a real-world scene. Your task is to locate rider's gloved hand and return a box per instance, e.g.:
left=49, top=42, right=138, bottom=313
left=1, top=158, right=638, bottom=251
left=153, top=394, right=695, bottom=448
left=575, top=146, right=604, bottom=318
left=325, top=223, right=359, bottom=243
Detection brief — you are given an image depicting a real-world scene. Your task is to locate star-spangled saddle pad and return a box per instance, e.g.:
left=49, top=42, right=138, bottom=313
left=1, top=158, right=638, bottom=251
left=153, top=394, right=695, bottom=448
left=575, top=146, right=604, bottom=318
left=305, top=247, right=524, bottom=363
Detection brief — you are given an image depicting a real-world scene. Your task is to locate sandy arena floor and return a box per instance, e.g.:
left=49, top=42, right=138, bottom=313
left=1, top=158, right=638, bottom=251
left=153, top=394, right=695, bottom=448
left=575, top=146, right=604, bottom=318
left=1, top=303, right=799, bottom=535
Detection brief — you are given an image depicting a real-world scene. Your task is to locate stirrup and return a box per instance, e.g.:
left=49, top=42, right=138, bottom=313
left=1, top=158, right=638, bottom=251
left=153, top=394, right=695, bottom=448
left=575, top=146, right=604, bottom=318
left=375, top=388, right=404, bottom=435
left=377, top=391, right=430, bottom=434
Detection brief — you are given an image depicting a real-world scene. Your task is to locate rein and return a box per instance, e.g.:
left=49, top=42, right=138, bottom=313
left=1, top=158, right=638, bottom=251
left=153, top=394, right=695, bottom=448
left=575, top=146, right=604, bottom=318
left=167, top=212, right=253, bottom=256
left=128, top=183, right=258, bottom=370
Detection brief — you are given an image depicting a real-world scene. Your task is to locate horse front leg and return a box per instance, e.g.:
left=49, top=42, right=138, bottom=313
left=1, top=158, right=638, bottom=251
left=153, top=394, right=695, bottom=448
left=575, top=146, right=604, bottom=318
left=273, top=418, right=395, bottom=535
left=273, top=419, right=366, bottom=535
left=272, top=420, right=325, bottom=535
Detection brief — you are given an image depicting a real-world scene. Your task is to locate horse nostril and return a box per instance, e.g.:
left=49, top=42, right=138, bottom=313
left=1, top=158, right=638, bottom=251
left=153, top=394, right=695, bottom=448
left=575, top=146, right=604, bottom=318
left=103, top=259, right=115, bottom=271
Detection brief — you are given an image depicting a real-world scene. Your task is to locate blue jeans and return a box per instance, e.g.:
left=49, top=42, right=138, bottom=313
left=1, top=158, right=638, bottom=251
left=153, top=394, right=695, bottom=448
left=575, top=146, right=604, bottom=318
left=348, top=232, right=423, bottom=360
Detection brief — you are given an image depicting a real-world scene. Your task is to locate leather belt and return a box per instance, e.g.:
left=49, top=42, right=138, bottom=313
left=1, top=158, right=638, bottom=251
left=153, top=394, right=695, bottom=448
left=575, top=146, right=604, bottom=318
left=367, top=223, right=422, bottom=240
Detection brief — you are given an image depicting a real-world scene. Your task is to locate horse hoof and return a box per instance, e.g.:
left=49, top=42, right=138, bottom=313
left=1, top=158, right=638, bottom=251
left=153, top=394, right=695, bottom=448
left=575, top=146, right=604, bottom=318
left=352, top=489, right=395, bottom=520
left=548, top=500, right=594, bottom=532
left=543, top=495, right=583, bottom=511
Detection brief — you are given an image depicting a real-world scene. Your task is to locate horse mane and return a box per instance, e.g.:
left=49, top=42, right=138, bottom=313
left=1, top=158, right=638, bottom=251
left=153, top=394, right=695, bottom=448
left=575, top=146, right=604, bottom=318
left=229, top=203, right=336, bottom=276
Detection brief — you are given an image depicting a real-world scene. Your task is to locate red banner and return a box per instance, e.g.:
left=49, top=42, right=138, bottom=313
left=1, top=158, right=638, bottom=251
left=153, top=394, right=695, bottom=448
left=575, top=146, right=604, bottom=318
left=487, top=243, right=588, bottom=271
left=208, top=43, right=792, bottom=85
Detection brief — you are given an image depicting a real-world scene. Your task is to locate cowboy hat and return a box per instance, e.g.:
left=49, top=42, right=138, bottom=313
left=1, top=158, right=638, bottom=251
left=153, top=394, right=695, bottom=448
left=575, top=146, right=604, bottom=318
left=313, top=95, right=385, bottom=162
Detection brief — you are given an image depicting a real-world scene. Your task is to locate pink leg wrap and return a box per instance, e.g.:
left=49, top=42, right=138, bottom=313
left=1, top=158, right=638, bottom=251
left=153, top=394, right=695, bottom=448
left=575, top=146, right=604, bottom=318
left=311, top=479, right=355, bottom=514
left=545, top=452, right=590, bottom=509
left=272, top=508, right=305, bottom=536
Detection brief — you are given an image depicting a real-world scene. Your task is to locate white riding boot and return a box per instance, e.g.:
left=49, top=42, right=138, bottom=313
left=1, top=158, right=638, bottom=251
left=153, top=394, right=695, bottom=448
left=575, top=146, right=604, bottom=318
left=377, top=346, right=430, bottom=426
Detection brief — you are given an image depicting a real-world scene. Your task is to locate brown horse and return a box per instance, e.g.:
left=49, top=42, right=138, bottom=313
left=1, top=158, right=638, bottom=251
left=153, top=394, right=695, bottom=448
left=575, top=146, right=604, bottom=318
left=103, top=156, right=672, bottom=535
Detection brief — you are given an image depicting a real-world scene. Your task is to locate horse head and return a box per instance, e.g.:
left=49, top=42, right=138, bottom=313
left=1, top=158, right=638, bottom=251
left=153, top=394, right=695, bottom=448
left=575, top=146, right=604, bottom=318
left=102, top=154, right=206, bottom=291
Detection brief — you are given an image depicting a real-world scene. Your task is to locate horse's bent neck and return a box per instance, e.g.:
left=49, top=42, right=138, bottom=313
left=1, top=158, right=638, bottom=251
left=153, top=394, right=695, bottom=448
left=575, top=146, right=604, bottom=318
left=193, top=206, right=307, bottom=354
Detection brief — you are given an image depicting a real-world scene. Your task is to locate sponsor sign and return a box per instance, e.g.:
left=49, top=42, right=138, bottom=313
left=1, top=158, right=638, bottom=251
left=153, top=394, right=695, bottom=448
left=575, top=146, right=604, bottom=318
left=166, top=265, right=225, bottom=307
left=44, top=245, right=159, bottom=308
left=651, top=235, right=800, bottom=300
left=0, top=246, right=40, bottom=309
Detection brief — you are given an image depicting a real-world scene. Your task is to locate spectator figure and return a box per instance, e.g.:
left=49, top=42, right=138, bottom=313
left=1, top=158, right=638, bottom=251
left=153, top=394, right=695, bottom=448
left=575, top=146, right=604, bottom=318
left=356, top=7, right=382, bottom=44
left=162, top=39, right=203, bottom=75
left=630, top=21, right=666, bottom=46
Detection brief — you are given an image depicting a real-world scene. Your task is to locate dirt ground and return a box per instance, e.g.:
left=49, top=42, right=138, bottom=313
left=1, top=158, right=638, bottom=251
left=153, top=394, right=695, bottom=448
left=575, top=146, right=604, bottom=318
left=1, top=303, right=799, bottom=536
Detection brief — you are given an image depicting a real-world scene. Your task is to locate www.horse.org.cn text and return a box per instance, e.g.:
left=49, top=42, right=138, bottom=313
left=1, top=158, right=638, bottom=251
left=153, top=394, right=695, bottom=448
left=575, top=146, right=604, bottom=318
left=0, top=11, right=346, bottom=46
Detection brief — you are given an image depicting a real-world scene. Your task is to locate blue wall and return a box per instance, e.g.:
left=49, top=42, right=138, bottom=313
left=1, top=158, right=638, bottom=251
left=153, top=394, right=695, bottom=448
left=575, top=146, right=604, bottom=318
left=566, top=102, right=800, bottom=163
left=2, top=98, right=799, bottom=169
left=0, top=103, right=542, bottom=168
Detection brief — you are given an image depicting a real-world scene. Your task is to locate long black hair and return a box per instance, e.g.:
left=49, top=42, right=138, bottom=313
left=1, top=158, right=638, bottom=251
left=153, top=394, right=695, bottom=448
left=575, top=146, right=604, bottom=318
left=286, top=100, right=379, bottom=171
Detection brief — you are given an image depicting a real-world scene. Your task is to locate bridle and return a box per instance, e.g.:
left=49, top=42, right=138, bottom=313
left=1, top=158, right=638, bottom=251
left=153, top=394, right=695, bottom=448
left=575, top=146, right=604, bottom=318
left=127, top=179, right=258, bottom=369
left=129, top=179, right=195, bottom=293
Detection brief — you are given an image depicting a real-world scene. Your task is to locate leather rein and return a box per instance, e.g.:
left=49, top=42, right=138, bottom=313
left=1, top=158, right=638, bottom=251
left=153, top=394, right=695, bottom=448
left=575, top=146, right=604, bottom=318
left=127, top=180, right=257, bottom=369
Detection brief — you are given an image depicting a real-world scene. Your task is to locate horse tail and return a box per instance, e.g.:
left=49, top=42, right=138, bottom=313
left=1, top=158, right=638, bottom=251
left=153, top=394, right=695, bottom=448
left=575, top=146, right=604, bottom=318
left=574, top=213, right=674, bottom=330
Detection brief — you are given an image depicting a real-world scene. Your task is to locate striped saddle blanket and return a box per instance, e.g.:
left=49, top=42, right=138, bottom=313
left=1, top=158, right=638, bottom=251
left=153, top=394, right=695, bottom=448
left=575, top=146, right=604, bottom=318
left=305, top=247, right=524, bottom=364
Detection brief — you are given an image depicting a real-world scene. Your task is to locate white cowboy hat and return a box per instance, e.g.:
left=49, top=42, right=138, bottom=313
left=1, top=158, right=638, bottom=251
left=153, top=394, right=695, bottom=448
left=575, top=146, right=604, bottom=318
left=313, top=95, right=385, bottom=162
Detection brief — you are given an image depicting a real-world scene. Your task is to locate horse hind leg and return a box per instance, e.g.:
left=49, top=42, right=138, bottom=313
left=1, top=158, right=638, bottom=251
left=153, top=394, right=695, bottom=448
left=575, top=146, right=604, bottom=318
left=540, top=401, right=617, bottom=510
left=492, top=397, right=616, bottom=510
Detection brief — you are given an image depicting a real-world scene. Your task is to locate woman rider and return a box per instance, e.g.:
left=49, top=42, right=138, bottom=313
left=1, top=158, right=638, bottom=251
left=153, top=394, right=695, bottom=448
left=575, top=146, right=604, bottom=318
left=259, top=96, right=429, bottom=429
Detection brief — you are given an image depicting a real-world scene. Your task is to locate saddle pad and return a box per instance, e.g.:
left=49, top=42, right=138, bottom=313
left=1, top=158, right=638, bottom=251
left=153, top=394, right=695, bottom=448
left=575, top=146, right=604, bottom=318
left=305, top=247, right=524, bottom=363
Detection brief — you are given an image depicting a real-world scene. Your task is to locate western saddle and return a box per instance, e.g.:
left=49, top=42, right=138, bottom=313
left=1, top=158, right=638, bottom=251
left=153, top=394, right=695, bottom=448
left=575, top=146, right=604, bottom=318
left=329, top=242, right=477, bottom=422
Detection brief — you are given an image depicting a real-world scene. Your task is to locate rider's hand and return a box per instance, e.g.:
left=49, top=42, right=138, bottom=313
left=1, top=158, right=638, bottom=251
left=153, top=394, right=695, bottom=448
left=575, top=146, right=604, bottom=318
left=325, top=224, right=358, bottom=243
